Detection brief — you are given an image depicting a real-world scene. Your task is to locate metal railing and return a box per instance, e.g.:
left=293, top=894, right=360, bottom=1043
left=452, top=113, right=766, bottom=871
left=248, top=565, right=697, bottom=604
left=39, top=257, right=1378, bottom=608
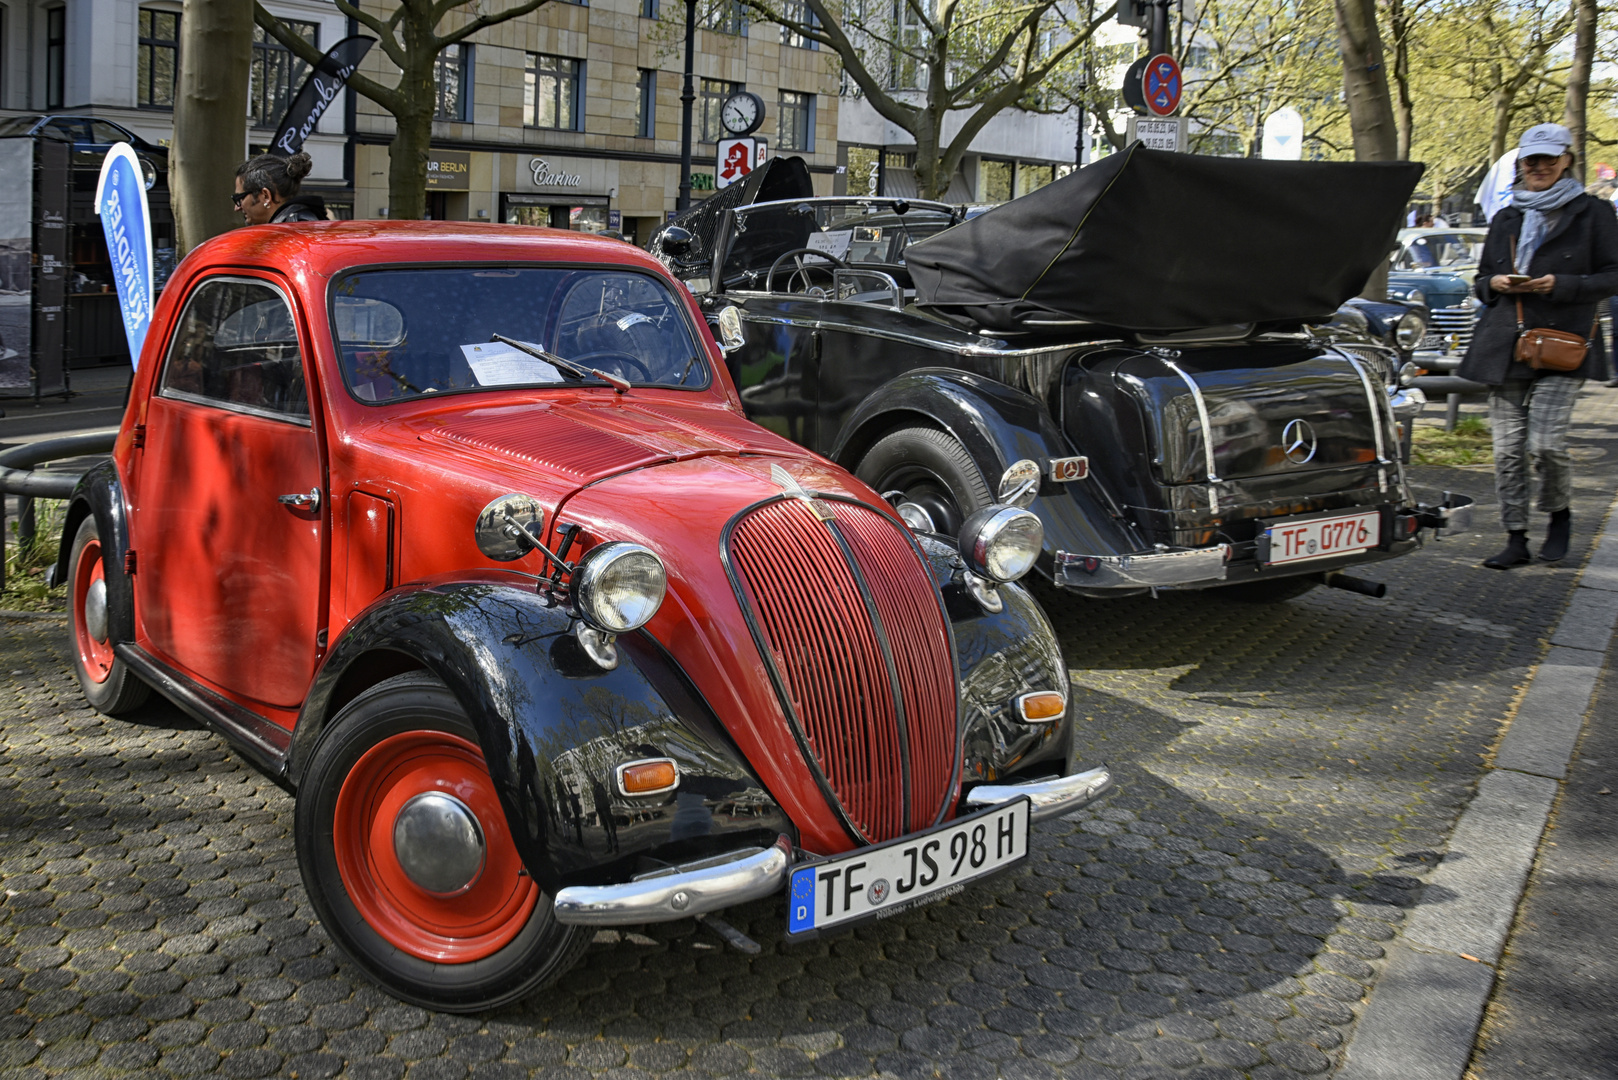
left=0, top=430, right=118, bottom=593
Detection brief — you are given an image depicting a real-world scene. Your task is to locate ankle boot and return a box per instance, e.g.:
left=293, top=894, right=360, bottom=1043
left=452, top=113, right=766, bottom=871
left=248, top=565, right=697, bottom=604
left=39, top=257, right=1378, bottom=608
left=1540, top=509, right=1572, bottom=562
left=1484, top=531, right=1531, bottom=569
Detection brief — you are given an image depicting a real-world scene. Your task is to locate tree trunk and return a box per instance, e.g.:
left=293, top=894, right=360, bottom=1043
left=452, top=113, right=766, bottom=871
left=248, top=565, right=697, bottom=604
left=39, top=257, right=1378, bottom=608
left=1334, top=0, right=1397, bottom=298
left=1385, top=0, right=1413, bottom=159
left=1561, top=0, right=1597, bottom=184
left=913, top=116, right=945, bottom=201
left=1333, top=0, right=1398, bottom=161
left=388, top=104, right=433, bottom=219
left=170, top=0, right=254, bottom=255
left=1489, top=79, right=1513, bottom=165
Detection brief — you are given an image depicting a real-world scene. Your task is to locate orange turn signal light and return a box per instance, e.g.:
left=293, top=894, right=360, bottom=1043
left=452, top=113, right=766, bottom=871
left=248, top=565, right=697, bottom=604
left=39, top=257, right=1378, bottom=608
left=616, top=758, right=679, bottom=796
left=1018, top=691, right=1066, bottom=722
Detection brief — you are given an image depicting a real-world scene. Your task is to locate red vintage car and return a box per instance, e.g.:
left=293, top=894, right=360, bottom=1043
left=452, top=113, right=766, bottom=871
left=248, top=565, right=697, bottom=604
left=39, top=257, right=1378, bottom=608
left=55, top=222, right=1112, bottom=1012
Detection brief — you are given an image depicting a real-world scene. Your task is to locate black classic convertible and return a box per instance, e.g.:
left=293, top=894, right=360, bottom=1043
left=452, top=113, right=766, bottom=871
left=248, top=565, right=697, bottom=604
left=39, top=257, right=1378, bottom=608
left=653, top=148, right=1471, bottom=602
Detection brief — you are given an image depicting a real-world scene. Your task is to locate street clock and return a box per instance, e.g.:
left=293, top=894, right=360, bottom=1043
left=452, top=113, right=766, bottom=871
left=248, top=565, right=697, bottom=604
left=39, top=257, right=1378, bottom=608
left=720, top=91, right=766, bottom=136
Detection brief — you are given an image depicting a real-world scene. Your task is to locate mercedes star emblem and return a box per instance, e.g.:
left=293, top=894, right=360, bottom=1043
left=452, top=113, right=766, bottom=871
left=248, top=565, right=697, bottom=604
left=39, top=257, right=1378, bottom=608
left=1281, top=419, right=1318, bottom=465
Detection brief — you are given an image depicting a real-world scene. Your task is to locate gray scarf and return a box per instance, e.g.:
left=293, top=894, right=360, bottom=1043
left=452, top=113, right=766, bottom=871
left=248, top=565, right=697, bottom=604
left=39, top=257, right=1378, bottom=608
left=1513, top=177, right=1584, bottom=273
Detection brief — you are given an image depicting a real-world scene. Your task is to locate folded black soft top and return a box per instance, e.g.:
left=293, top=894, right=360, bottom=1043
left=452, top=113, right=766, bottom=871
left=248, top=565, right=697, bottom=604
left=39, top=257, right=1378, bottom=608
left=905, top=144, right=1424, bottom=334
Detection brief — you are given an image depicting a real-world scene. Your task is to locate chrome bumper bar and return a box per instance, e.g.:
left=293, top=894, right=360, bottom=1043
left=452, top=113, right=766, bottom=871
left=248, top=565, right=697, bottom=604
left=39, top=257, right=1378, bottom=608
left=553, top=835, right=792, bottom=925
left=962, top=765, right=1115, bottom=822
left=1414, top=492, right=1475, bottom=537
left=1055, top=545, right=1228, bottom=590
left=1388, top=386, right=1426, bottom=420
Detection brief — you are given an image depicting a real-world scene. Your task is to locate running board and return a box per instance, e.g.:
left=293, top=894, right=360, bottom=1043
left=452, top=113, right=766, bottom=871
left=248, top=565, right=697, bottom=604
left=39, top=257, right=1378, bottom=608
left=114, top=644, right=292, bottom=778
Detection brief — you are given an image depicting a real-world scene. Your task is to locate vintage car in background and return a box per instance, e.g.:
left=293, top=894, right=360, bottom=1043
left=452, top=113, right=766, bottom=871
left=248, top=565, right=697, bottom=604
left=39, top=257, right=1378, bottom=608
left=54, top=221, right=1111, bottom=1012
left=653, top=149, right=1471, bottom=604
left=1307, top=298, right=1427, bottom=463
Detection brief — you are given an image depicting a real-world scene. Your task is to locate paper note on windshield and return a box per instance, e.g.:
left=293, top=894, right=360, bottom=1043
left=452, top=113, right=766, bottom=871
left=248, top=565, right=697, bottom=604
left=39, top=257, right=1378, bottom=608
left=806, top=230, right=853, bottom=260
left=460, top=341, right=564, bottom=386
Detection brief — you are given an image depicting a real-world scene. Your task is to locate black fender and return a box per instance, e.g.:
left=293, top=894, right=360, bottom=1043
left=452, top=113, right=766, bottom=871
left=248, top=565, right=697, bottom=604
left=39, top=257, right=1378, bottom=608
left=907, top=533, right=1073, bottom=781
left=53, top=461, right=135, bottom=646
left=293, top=574, right=791, bottom=896
left=829, top=368, right=1145, bottom=577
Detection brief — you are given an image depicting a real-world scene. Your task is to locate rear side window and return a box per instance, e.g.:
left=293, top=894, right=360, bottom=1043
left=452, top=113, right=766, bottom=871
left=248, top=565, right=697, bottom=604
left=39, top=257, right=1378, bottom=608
left=159, top=278, right=309, bottom=421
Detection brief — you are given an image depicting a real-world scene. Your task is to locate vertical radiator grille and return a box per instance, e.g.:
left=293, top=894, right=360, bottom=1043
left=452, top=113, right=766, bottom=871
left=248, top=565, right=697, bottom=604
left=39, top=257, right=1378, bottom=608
left=728, top=498, right=958, bottom=843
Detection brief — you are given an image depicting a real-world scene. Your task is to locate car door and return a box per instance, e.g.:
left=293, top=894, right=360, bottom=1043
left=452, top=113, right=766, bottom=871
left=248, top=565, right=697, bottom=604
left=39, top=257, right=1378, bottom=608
left=135, top=274, right=325, bottom=709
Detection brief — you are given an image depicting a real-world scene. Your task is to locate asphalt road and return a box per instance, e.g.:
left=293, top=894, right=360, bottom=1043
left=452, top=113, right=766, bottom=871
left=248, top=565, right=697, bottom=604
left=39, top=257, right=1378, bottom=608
left=0, top=390, right=1613, bottom=1079
left=1470, top=623, right=1618, bottom=1078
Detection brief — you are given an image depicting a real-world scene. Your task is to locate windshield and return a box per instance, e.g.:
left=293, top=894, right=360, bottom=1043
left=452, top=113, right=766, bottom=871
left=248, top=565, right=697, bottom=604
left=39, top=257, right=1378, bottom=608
left=1397, top=233, right=1485, bottom=270
left=331, top=266, right=710, bottom=403
left=721, top=199, right=958, bottom=288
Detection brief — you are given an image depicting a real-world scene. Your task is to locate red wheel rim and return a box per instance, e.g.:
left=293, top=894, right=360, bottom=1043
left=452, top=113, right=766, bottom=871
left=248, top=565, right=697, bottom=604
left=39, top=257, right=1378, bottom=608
left=72, top=538, right=115, bottom=682
left=333, top=730, right=538, bottom=962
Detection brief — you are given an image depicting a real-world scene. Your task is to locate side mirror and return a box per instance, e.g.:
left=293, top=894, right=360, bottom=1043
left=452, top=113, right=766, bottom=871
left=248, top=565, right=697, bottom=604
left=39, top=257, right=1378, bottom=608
left=660, top=226, right=694, bottom=257
left=716, top=305, right=745, bottom=354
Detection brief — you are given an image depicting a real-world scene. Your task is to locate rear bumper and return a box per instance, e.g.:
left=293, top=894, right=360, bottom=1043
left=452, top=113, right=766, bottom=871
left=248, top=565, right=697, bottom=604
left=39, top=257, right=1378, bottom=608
left=1054, top=545, right=1229, bottom=589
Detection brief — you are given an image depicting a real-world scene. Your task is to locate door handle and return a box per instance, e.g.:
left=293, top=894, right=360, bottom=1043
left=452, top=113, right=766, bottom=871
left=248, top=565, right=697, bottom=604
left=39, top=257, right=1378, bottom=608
left=278, top=488, right=322, bottom=513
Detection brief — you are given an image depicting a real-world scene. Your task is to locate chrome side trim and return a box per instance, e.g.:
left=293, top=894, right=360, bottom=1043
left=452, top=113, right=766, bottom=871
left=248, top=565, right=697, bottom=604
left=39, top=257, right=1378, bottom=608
left=1157, top=359, right=1221, bottom=512
left=729, top=306, right=1123, bottom=359
left=963, top=765, right=1115, bottom=822
left=553, top=835, right=793, bottom=925
left=1340, top=353, right=1392, bottom=492
left=1054, top=544, right=1229, bottom=590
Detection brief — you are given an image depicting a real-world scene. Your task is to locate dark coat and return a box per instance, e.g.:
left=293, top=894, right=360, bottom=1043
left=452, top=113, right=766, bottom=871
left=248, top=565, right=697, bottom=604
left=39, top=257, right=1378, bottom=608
left=1456, top=193, right=1618, bottom=385
left=269, top=195, right=327, bottom=223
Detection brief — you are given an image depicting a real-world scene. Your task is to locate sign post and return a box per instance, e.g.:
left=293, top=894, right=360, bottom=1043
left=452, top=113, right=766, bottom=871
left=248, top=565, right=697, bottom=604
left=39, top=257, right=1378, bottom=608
left=716, top=138, right=763, bottom=189
left=1127, top=116, right=1186, bottom=152
left=1141, top=53, right=1182, bottom=117
left=1261, top=107, right=1304, bottom=160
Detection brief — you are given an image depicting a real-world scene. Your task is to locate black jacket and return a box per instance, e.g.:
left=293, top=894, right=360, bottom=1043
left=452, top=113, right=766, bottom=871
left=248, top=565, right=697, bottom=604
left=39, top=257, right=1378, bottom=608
left=269, top=195, right=327, bottom=223
left=1457, top=193, right=1618, bottom=384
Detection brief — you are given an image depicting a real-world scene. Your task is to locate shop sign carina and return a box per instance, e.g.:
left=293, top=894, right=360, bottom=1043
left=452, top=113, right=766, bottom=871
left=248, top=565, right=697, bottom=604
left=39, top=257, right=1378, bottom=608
left=530, top=157, right=584, bottom=188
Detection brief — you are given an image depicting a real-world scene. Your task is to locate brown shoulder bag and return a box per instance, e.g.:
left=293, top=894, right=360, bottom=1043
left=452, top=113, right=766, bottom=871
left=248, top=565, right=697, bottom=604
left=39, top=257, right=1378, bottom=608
left=1510, top=236, right=1597, bottom=372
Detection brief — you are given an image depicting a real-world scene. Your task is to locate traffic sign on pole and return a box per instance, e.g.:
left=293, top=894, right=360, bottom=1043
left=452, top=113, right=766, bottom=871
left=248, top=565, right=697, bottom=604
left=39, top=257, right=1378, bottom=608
left=1142, top=53, right=1182, bottom=117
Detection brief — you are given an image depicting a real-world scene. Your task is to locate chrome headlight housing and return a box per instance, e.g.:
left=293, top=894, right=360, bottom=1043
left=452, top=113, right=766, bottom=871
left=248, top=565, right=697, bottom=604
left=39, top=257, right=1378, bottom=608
left=574, top=542, right=667, bottom=633
left=958, top=506, right=1043, bottom=583
left=1395, top=310, right=1427, bottom=350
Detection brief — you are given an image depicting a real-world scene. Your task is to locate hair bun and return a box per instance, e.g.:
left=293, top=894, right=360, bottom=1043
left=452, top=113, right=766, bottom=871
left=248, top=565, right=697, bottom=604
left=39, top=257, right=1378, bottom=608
left=285, top=152, right=313, bottom=182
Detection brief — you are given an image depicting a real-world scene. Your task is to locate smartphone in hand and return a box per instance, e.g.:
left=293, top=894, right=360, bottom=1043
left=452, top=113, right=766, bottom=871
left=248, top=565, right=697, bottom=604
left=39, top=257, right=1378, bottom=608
left=1506, top=275, right=1532, bottom=285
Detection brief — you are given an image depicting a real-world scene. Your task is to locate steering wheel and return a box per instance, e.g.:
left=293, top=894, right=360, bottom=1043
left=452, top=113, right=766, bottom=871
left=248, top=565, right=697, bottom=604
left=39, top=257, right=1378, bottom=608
left=570, top=350, right=657, bottom=382
left=766, top=247, right=850, bottom=295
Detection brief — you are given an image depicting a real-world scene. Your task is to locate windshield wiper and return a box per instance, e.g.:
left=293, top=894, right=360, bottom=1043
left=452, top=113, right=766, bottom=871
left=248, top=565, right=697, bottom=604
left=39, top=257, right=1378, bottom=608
left=490, top=333, right=631, bottom=394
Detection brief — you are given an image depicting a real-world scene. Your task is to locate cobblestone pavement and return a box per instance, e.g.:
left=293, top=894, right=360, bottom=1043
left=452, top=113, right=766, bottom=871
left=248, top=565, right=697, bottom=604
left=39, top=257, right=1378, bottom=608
left=0, top=390, right=1616, bottom=1080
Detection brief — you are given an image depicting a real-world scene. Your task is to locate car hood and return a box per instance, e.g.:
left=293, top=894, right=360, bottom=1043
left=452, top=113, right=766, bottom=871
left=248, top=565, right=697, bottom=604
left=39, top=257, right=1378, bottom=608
left=558, top=453, right=960, bottom=857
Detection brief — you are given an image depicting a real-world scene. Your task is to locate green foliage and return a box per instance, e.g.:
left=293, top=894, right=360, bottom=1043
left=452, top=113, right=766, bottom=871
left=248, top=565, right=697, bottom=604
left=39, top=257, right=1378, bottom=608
left=1412, top=415, right=1494, bottom=466
left=1, top=501, right=66, bottom=612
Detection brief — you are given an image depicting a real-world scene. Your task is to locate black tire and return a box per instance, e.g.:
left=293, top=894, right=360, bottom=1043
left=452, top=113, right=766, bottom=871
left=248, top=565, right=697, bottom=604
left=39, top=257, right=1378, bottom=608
left=67, top=516, right=150, bottom=715
left=856, top=426, right=994, bottom=537
left=296, top=671, right=590, bottom=1012
left=1217, top=576, right=1320, bottom=603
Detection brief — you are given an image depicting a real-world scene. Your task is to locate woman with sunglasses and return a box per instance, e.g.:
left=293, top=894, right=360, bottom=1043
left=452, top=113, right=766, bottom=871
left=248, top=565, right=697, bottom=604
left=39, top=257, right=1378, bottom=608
left=231, top=151, right=326, bottom=224
left=1459, top=123, right=1618, bottom=569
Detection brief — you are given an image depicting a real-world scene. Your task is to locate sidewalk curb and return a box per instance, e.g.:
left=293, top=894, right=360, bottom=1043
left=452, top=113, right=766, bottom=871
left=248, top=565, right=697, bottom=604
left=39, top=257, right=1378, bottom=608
left=1336, top=489, right=1618, bottom=1080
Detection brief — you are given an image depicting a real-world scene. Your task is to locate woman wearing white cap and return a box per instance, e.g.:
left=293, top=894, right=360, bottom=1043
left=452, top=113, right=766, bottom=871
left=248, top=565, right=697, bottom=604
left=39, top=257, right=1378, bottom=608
left=1458, top=122, right=1618, bottom=569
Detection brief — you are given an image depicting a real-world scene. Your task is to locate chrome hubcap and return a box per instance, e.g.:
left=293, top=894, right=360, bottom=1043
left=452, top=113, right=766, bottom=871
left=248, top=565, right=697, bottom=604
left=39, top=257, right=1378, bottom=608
left=84, top=579, right=108, bottom=643
left=392, top=792, right=486, bottom=896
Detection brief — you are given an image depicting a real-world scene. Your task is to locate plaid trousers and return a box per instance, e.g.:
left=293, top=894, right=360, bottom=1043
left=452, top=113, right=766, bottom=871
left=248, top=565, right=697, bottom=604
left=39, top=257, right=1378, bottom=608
left=1489, top=376, right=1584, bottom=532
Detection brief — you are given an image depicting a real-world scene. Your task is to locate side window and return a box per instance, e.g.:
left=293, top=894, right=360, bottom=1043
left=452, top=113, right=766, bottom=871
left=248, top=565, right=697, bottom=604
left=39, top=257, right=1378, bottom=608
left=159, top=278, right=309, bottom=420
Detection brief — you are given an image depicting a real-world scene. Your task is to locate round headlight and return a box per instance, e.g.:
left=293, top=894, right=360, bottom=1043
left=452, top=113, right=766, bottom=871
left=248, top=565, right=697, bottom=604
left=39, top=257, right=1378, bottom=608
left=574, top=542, right=666, bottom=633
left=958, top=506, right=1043, bottom=583
left=1395, top=311, right=1427, bottom=350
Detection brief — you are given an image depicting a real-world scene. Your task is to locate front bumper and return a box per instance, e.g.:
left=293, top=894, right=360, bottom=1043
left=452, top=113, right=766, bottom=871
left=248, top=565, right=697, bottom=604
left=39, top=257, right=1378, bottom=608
left=550, top=766, right=1116, bottom=926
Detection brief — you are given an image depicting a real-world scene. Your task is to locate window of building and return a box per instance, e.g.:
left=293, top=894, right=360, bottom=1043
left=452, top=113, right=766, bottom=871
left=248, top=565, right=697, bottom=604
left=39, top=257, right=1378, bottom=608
left=981, top=159, right=1013, bottom=203
left=1016, top=162, right=1054, bottom=197
left=45, top=7, right=65, bottom=109
left=778, top=90, right=813, bottom=151
left=889, top=0, right=925, bottom=90
left=250, top=21, right=318, bottom=128
left=779, top=0, right=819, bottom=49
left=636, top=69, right=656, bottom=138
left=641, top=0, right=657, bottom=16
left=526, top=53, right=581, bottom=130
left=435, top=43, right=471, bottom=120
left=844, top=145, right=879, bottom=196
left=137, top=8, right=179, bottom=109
left=700, top=0, right=746, bottom=36
left=698, top=78, right=741, bottom=143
